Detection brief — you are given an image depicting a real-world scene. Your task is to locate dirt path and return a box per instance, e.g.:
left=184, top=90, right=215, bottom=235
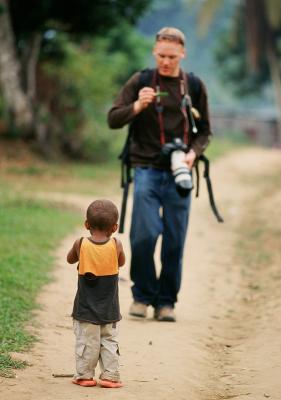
left=1, top=147, right=281, bottom=400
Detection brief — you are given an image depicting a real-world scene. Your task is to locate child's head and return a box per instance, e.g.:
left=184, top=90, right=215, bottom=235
left=85, top=199, right=119, bottom=234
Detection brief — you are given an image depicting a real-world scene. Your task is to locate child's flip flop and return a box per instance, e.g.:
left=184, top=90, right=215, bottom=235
left=99, top=379, right=123, bottom=388
left=72, top=378, right=97, bottom=387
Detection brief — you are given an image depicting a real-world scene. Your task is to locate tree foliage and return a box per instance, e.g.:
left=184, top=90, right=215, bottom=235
left=38, top=27, right=150, bottom=160
left=197, top=0, right=281, bottom=95
left=197, top=0, right=281, bottom=142
left=10, top=0, right=151, bottom=37
left=214, top=5, right=272, bottom=96
left=0, top=0, right=151, bottom=159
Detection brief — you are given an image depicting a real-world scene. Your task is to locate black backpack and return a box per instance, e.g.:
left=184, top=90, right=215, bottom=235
left=118, top=69, right=223, bottom=233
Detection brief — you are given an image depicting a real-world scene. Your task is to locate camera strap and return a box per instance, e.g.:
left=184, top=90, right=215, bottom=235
left=152, top=69, right=189, bottom=146
left=152, top=69, right=224, bottom=223
left=182, top=73, right=198, bottom=135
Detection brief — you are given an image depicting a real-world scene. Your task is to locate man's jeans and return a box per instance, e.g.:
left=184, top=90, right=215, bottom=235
left=130, top=167, right=191, bottom=308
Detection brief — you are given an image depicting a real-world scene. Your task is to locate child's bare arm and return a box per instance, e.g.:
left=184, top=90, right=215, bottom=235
left=114, top=237, right=126, bottom=267
left=67, top=238, right=81, bottom=264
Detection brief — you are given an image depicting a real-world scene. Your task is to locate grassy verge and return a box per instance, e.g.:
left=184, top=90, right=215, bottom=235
left=205, top=133, right=251, bottom=161
left=0, top=135, right=250, bottom=196
left=0, top=194, right=80, bottom=377
left=1, top=159, right=121, bottom=196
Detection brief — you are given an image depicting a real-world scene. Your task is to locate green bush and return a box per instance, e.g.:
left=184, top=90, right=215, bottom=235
left=40, top=27, right=150, bottom=161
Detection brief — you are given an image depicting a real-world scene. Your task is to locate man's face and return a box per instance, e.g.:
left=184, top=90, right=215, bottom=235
left=153, top=40, right=185, bottom=77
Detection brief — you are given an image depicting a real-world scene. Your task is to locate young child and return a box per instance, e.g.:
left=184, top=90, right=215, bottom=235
left=67, top=199, right=125, bottom=388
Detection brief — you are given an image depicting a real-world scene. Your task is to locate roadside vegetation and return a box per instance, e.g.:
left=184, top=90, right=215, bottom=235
left=205, top=132, right=251, bottom=160
left=0, top=195, right=81, bottom=377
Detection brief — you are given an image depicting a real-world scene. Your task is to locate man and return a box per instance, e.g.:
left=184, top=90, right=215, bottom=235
left=107, top=27, right=212, bottom=322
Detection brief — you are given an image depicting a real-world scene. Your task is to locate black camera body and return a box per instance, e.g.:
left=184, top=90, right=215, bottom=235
left=161, top=138, right=193, bottom=197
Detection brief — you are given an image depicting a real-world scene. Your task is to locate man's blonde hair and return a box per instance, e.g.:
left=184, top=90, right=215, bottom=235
left=156, top=27, right=185, bottom=46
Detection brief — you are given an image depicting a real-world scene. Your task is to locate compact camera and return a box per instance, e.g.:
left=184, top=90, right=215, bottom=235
left=160, top=138, right=193, bottom=197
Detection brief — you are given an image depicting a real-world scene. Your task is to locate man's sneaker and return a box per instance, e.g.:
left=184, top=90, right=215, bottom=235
left=154, top=306, right=176, bottom=322
left=129, top=301, right=147, bottom=318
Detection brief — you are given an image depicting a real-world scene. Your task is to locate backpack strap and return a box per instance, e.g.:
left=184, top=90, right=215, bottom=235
left=185, top=74, right=224, bottom=222
left=118, top=124, right=133, bottom=233
left=186, top=72, right=201, bottom=103
left=182, top=73, right=198, bottom=134
left=118, top=69, right=155, bottom=233
left=198, top=154, right=224, bottom=223
left=138, top=68, right=154, bottom=89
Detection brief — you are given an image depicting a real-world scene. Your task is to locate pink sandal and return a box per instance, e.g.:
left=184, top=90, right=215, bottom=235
left=72, top=378, right=97, bottom=387
left=99, top=379, right=123, bottom=388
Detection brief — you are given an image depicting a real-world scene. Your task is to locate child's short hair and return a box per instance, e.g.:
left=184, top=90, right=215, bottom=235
left=86, top=199, right=119, bottom=231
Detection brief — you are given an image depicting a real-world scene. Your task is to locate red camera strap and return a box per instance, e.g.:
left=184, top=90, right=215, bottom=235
left=152, top=69, right=189, bottom=146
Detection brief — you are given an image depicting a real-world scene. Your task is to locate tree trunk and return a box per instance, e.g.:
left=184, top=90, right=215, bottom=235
left=22, top=32, right=42, bottom=102
left=245, top=0, right=281, bottom=146
left=267, top=44, right=281, bottom=147
left=0, top=0, right=33, bottom=134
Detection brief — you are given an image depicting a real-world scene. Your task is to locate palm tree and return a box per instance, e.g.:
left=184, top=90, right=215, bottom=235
left=197, top=0, right=281, bottom=142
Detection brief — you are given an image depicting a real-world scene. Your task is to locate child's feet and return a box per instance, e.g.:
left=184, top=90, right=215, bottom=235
left=99, top=379, right=123, bottom=388
left=72, top=378, right=97, bottom=387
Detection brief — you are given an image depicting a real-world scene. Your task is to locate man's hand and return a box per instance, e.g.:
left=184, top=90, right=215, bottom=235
left=185, top=149, right=197, bottom=169
left=133, top=86, right=155, bottom=114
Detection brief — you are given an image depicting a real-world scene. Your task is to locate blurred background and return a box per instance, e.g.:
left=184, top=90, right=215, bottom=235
left=0, top=0, right=280, bottom=162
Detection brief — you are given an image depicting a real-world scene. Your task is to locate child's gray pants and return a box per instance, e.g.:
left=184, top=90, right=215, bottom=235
left=73, top=319, right=120, bottom=381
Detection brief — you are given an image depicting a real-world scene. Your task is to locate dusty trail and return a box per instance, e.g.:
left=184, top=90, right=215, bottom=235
left=1, top=147, right=281, bottom=400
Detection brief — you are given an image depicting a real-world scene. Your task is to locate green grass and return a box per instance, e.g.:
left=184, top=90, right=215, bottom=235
left=0, top=194, right=80, bottom=377
left=5, top=159, right=120, bottom=179
left=205, top=133, right=251, bottom=161
left=1, top=134, right=250, bottom=195
left=0, top=354, right=27, bottom=378
left=2, top=159, right=121, bottom=196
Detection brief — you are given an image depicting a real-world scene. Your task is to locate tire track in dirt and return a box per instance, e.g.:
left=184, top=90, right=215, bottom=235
left=0, top=147, right=280, bottom=400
